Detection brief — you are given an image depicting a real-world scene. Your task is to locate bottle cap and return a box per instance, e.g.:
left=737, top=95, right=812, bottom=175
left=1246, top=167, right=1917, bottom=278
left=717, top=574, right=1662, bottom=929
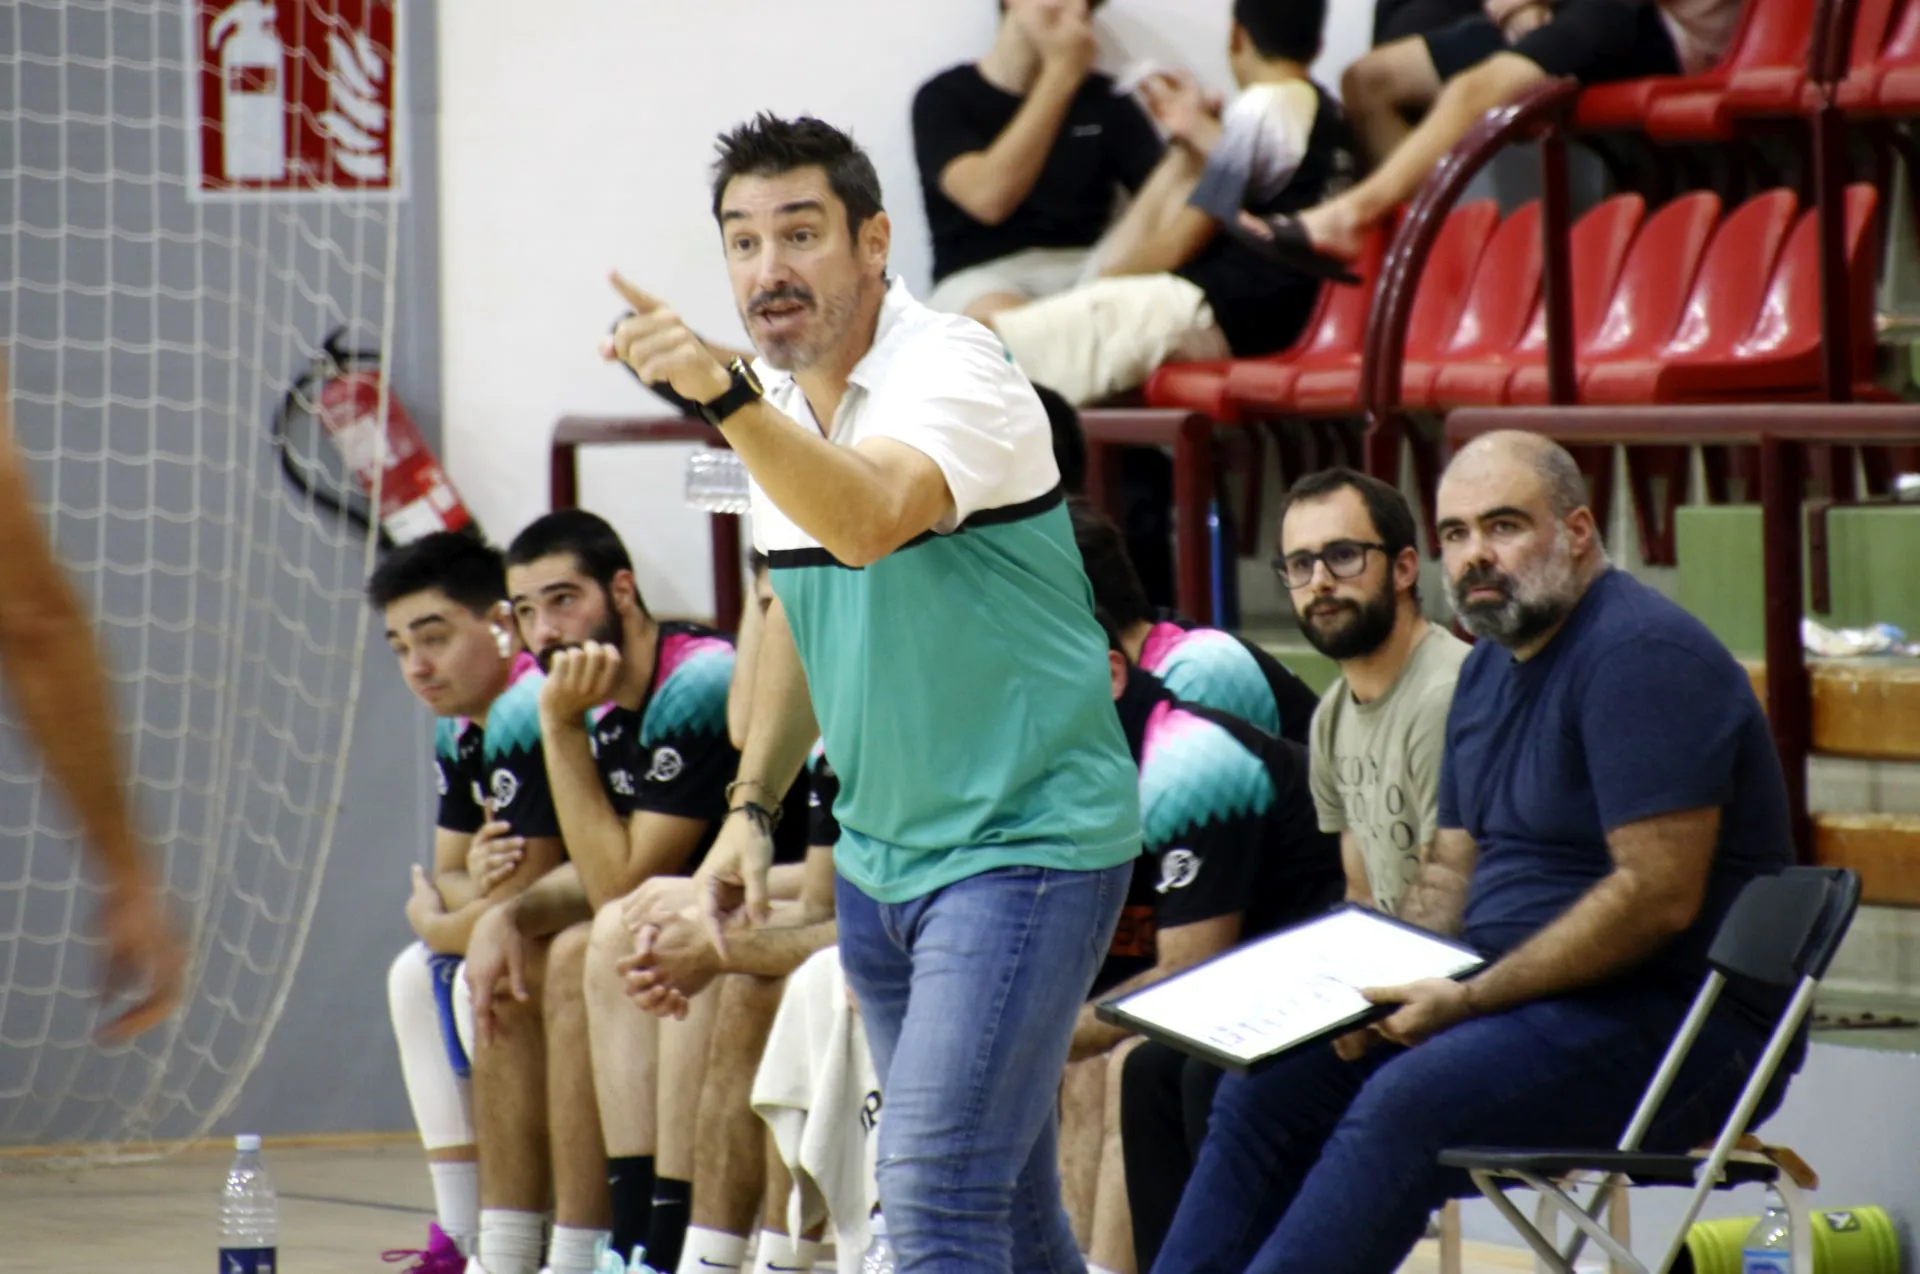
left=235, top=1133, right=262, bottom=1152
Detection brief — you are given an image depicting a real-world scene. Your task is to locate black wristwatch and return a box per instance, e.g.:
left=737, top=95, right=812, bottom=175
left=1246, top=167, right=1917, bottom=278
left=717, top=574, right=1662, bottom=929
left=695, top=358, right=764, bottom=428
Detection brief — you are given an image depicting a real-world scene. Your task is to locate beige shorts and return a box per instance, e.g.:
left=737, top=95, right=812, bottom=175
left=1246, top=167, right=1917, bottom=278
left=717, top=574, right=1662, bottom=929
left=991, top=273, right=1233, bottom=407
left=925, top=247, right=1096, bottom=316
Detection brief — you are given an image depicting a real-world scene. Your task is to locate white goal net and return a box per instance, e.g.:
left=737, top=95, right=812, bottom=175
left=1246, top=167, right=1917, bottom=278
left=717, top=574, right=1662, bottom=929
left=0, top=0, right=400, bottom=1154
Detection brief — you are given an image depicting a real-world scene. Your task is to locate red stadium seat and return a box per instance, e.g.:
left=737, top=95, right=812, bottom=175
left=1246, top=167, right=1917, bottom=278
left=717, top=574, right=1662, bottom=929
left=1866, top=0, right=1920, bottom=110
left=1584, top=184, right=1880, bottom=402
left=1141, top=358, right=1240, bottom=419
left=1195, top=220, right=1394, bottom=415
left=1398, top=201, right=1543, bottom=408
left=1504, top=190, right=1729, bottom=403
left=1644, top=0, right=1820, bottom=136
left=1829, top=0, right=1908, bottom=111
left=1573, top=0, right=1765, bottom=130
left=1428, top=194, right=1644, bottom=407
left=1284, top=200, right=1499, bottom=414
left=1140, top=221, right=1396, bottom=420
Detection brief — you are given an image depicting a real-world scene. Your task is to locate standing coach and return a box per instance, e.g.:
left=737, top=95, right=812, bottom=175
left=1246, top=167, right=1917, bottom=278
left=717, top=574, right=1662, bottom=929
left=603, top=113, right=1141, bottom=1274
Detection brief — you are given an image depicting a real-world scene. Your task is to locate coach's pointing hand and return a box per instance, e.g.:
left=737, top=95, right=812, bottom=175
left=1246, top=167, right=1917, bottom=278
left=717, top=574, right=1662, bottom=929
left=602, top=273, right=732, bottom=404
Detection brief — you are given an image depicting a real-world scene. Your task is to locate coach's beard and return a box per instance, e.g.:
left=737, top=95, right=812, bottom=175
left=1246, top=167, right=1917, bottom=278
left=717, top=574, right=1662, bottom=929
left=744, top=283, right=858, bottom=371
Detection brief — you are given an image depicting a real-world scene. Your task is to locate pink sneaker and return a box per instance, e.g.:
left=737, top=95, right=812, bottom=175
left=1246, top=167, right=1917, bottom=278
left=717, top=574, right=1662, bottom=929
left=383, top=1223, right=467, bottom=1274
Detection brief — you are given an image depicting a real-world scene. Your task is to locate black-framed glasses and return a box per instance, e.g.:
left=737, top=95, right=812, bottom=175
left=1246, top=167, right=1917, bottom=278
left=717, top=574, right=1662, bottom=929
left=1272, top=540, right=1388, bottom=589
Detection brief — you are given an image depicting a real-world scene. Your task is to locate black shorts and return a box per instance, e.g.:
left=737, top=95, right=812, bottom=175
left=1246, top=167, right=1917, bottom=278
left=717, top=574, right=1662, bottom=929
left=1376, top=0, right=1483, bottom=46
left=1424, top=0, right=1684, bottom=85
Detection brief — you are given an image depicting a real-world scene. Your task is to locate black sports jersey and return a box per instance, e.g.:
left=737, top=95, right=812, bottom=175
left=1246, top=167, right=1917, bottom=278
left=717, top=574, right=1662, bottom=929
left=1139, top=608, right=1321, bottom=744
left=805, top=741, right=840, bottom=850
left=584, top=623, right=806, bottom=867
left=1093, top=669, right=1342, bottom=995
left=434, top=652, right=561, bottom=840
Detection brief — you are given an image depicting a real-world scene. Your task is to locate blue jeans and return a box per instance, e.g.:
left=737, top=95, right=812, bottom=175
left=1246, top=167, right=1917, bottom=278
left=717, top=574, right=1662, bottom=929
left=1153, top=990, right=1792, bottom=1274
left=837, top=862, right=1131, bottom=1274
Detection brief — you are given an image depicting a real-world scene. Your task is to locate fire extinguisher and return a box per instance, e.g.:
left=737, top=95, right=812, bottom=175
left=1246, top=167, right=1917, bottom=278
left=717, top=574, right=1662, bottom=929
left=273, top=328, right=478, bottom=547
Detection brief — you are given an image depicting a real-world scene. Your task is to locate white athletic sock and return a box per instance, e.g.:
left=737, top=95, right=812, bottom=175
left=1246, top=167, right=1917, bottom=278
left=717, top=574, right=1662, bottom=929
left=428, top=1161, right=480, bottom=1254
left=547, top=1225, right=611, bottom=1274
left=478, top=1208, right=545, bottom=1274
left=675, top=1227, right=748, bottom=1274
left=1088, top=1265, right=1127, bottom=1274
left=750, top=1231, right=820, bottom=1274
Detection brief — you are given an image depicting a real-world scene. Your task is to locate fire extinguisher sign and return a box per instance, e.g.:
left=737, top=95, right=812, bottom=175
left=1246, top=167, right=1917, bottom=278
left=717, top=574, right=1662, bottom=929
left=188, top=0, right=404, bottom=199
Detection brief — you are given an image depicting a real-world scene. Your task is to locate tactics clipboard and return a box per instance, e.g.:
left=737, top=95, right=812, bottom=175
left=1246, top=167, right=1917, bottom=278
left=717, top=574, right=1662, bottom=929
left=1093, top=904, right=1486, bottom=1074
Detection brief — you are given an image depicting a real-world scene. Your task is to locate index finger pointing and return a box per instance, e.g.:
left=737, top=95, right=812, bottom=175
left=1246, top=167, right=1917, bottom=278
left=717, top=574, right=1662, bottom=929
left=609, top=270, right=660, bottom=315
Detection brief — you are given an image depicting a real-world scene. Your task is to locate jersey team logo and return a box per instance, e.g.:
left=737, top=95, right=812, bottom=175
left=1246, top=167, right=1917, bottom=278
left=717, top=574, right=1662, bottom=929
left=490, top=768, right=521, bottom=810
left=434, top=763, right=448, bottom=796
left=1156, top=848, right=1201, bottom=894
left=610, top=770, right=636, bottom=797
left=646, top=746, right=684, bottom=783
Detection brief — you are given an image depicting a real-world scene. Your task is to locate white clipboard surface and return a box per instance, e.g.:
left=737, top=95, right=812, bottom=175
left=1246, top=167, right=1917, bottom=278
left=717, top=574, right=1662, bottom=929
left=1094, top=904, right=1486, bottom=1073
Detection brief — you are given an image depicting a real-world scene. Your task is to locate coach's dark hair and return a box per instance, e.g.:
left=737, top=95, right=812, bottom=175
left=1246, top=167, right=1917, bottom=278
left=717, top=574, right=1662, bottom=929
left=711, top=114, right=885, bottom=237
left=366, top=532, right=507, bottom=615
left=1234, top=0, right=1326, bottom=62
left=1033, top=383, right=1087, bottom=494
left=505, top=509, right=647, bottom=614
left=1093, top=607, right=1130, bottom=659
left=1276, top=467, right=1421, bottom=599
left=1069, top=498, right=1153, bottom=628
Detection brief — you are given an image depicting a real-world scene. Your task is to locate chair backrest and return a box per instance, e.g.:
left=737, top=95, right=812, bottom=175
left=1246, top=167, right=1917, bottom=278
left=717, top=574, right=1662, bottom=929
left=1439, top=201, right=1543, bottom=358
left=1296, top=218, right=1393, bottom=359
left=1736, top=0, right=1822, bottom=71
left=1584, top=191, right=1721, bottom=358
left=1405, top=200, right=1501, bottom=359
left=1879, top=0, right=1920, bottom=65
left=1662, top=188, right=1799, bottom=357
left=1733, top=183, right=1879, bottom=365
left=1513, top=193, right=1646, bottom=353
left=1709, top=867, right=1862, bottom=986
left=1848, top=0, right=1907, bottom=70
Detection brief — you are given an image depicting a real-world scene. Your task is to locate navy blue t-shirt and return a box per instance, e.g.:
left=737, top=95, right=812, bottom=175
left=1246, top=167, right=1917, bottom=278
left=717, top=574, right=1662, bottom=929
left=1438, top=570, right=1793, bottom=1009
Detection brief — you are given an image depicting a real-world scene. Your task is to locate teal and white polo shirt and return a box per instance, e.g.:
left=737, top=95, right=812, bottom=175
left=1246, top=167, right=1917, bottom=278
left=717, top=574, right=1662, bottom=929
left=750, top=277, right=1142, bottom=903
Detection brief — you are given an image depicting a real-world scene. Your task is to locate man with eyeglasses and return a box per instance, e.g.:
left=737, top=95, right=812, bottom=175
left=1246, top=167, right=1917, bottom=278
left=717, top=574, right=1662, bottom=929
left=1118, top=467, right=1466, bottom=1272
left=1275, top=467, right=1468, bottom=916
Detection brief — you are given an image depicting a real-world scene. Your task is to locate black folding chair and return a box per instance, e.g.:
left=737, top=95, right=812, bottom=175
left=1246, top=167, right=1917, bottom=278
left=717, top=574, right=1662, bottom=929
left=1439, top=866, right=1860, bottom=1274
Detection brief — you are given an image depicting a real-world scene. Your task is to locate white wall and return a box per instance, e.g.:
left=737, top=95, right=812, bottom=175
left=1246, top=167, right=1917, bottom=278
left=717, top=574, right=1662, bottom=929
left=439, top=0, right=1374, bottom=617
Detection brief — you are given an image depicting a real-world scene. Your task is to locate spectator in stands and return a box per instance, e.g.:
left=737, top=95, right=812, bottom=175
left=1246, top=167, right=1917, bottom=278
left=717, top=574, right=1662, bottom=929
left=1153, top=431, right=1797, bottom=1274
left=989, top=0, right=1356, bottom=406
left=1062, top=623, right=1342, bottom=1273
left=912, top=0, right=1164, bottom=324
left=1118, top=468, right=1468, bottom=1272
left=371, top=533, right=565, bottom=1271
left=1071, top=497, right=1320, bottom=740
left=457, top=512, right=746, bottom=1274
left=1284, top=0, right=1742, bottom=259
left=1280, top=468, right=1470, bottom=914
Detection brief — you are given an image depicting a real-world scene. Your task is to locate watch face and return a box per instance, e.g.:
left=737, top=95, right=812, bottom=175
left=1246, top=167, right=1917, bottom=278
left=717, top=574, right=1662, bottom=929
left=733, top=359, right=763, bottom=395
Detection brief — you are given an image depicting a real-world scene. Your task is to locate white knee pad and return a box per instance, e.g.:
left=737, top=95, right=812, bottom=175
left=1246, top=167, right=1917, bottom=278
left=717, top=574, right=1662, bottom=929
left=388, top=941, right=476, bottom=1151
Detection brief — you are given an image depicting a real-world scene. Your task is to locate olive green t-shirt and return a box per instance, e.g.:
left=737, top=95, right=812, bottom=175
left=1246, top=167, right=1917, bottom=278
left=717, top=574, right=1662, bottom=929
left=1308, top=626, right=1470, bottom=913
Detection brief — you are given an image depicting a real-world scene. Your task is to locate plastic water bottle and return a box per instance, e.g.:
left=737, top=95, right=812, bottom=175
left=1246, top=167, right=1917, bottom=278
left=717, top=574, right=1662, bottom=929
left=859, top=1212, right=895, bottom=1274
left=218, top=1133, right=278, bottom=1274
left=1741, top=1188, right=1793, bottom=1273
left=685, top=450, right=752, bottom=515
